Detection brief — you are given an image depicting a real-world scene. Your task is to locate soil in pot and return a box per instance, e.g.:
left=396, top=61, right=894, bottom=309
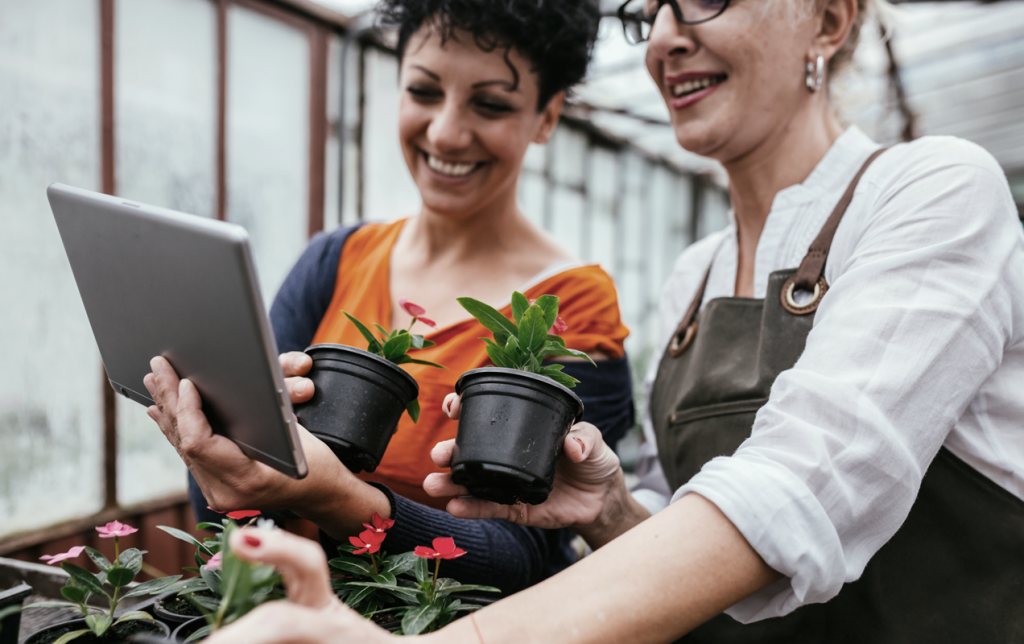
left=155, top=591, right=214, bottom=623
left=293, top=344, right=418, bottom=473
left=26, top=617, right=169, bottom=644
left=450, top=368, right=583, bottom=505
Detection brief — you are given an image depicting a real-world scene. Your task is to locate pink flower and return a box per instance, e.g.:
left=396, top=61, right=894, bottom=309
left=226, top=510, right=261, bottom=520
left=362, top=512, right=395, bottom=533
left=39, top=545, right=86, bottom=566
left=399, top=297, right=426, bottom=318
left=417, top=316, right=437, bottom=328
left=550, top=316, right=568, bottom=334
left=414, top=537, right=467, bottom=560
left=349, top=530, right=386, bottom=555
left=205, top=552, right=223, bottom=570
left=96, top=521, right=138, bottom=539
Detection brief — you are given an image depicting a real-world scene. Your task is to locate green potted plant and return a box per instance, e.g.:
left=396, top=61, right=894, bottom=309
left=294, top=298, right=444, bottom=473
left=22, top=521, right=180, bottom=643
left=451, top=292, right=592, bottom=504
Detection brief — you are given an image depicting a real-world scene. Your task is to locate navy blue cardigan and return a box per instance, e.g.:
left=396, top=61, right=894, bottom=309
left=189, top=224, right=634, bottom=594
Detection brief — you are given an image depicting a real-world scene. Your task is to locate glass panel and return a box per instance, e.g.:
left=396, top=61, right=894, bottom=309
left=339, top=39, right=363, bottom=227
left=114, top=0, right=217, bottom=505
left=619, top=153, right=649, bottom=356
left=550, top=187, right=584, bottom=259
left=362, top=47, right=420, bottom=222
left=324, top=33, right=342, bottom=232
left=585, top=148, right=619, bottom=274
left=697, top=186, right=731, bottom=240
left=517, top=172, right=547, bottom=228
left=0, top=0, right=104, bottom=537
left=226, top=5, right=310, bottom=304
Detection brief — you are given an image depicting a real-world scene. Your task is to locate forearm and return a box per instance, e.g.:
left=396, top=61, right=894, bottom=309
left=424, top=494, right=780, bottom=644
left=291, top=472, right=391, bottom=540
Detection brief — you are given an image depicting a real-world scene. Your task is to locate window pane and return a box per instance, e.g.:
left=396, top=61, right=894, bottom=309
left=114, top=0, right=217, bottom=505
left=0, top=0, right=104, bottom=537
left=226, top=5, right=310, bottom=304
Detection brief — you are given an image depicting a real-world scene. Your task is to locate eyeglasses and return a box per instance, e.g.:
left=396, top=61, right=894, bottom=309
left=617, top=0, right=731, bottom=44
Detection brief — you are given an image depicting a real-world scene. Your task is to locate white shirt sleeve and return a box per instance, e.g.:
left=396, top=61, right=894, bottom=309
left=674, top=138, right=1024, bottom=621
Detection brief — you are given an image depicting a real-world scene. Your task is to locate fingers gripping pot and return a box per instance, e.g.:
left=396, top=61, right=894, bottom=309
left=450, top=367, right=584, bottom=505
left=293, top=344, right=418, bottom=473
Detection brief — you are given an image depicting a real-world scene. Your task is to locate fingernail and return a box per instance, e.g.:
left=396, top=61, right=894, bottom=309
left=243, top=534, right=261, bottom=547
left=446, top=399, right=453, bottom=413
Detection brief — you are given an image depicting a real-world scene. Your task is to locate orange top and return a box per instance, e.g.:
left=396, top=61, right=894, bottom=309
left=312, top=220, right=629, bottom=508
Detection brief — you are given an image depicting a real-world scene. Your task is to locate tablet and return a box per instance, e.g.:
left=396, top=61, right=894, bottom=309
left=47, top=183, right=308, bottom=479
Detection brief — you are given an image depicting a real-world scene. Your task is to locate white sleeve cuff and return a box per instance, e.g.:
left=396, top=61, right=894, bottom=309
left=672, top=452, right=847, bottom=622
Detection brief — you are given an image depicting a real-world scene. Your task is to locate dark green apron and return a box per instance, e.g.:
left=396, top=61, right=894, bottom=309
left=650, top=150, right=1024, bottom=643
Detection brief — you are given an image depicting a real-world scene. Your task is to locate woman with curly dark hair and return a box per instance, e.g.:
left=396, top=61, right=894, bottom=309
left=147, top=0, right=634, bottom=598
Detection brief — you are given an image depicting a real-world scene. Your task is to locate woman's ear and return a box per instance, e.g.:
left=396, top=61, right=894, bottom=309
left=532, top=92, right=565, bottom=145
left=815, top=0, right=858, bottom=60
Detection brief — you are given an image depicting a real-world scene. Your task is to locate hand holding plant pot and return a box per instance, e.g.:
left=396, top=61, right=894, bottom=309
left=450, top=292, right=594, bottom=505
left=293, top=298, right=445, bottom=474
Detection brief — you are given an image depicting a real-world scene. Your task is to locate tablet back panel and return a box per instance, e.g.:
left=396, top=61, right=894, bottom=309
left=47, top=183, right=307, bottom=479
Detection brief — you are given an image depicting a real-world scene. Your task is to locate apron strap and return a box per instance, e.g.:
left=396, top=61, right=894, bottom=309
left=781, top=147, right=888, bottom=314
left=670, top=147, right=888, bottom=353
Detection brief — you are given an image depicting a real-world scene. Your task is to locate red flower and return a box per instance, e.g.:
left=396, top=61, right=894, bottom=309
left=399, top=297, right=426, bottom=318
left=414, top=537, right=467, bottom=560
left=362, top=512, right=395, bottom=533
left=96, top=521, right=138, bottom=538
left=349, top=529, right=386, bottom=555
left=550, top=316, right=568, bottom=334
left=417, top=316, right=437, bottom=328
left=40, top=545, right=86, bottom=566
left=226, top=510, right=261, bottom=520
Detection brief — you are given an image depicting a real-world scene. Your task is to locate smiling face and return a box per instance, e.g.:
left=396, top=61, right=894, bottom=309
left=644, top=0, right=822, bottom=163
left=398, top=25, right=562, bottom=221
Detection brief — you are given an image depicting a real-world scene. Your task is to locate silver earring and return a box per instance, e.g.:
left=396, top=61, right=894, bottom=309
left=805, top=54, right=824, bottom=92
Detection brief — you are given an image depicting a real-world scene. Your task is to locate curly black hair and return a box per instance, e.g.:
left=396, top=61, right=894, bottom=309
left=376, top=0, right=601, bottom=110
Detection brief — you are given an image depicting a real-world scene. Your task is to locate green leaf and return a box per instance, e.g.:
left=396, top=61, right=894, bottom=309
left=61, top=563, right=109, bottom=599
left=26, top=601, right=79, bottom=610
left=328, top=558, right=372, bottom=576
left=456, top=297, right=517, bottom=345
left=406, top=398, right=421, bottom=423
left=120, top=575, right=183, bottom=599
left=61, top=586, right=86, bottom=604
left=395, top=356, right=446, bottom=369
left=383, top=332, right=412, bottom=362
left=189, top=594, right=221, bottom=612
left=402, top=603, right=442, bottom=636
left=85, top=614, right=112, bottom=637
left=533, top=294, right=560, bottom=330
left=484, top=345, right=514, bottom=369
left=518, top=305, right=548, bottom=354
left=546, top=334, right=566, bottom=347
left=112, top=611, right=155, bottom=626
left=343, top=312, right=383, bottom=354
left=185, top=624, right=214, bottom=643
left=510, top=291, right=530, bottom=325
left=52, top=629, right=90, bottom=644
left=84, top=547, right=111, bottom=572
left=546, top=371, right=580, bottom=388
left=200, top=566, right=222, bottom=596
left=435, top=584, right=501, bottom=596
left=369, top=571, right=397, bottom=586
left=414, top=556, right=430, bottom=586
left=343, top=585, right=377, bottom=608
left=158, top=526, right=216, bottom=557
left=540, top=346, right=597, bottom=366
left=374, top=323, right=391, bottom=340
left=194, top=522, right=224, bottom=532
left=504, top=335, right=524, bottom=365
left=383, top=551, right=417, bottom=576
left=106, top=567, right=135, bottom=588
left=116, top=548, right=145, bottom=574
left=173, top=577, right=210, bottom=595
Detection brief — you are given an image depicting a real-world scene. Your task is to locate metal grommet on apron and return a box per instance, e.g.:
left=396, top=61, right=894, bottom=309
left=649, top=148, right=1024, bottom=643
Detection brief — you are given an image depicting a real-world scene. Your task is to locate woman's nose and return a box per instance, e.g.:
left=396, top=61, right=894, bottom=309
left=646, top=4, right=694, bottom=61
left=427, top=101, right=472, bottom=152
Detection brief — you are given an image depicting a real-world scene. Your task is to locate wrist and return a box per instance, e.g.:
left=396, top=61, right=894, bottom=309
left=575, top=469, right=651, bottom=549
left=292, top=466, right=391, bottom=540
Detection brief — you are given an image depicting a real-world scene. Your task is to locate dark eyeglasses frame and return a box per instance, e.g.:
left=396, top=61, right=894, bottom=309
left=617, top=0, right=732, bottom=44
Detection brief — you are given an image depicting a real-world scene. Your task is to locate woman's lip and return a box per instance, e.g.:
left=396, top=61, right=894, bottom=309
left=664, top=71, right=725, bottom=84
left=669, top=81, right=722, bottom=110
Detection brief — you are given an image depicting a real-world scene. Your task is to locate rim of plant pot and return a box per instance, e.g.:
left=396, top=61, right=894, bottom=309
left=305, top=344, right=419, bottom=394
left=153, top=591, right=203, bottom=624
left=24, top=616, right=170, bottom=644
left=171, top=616, right=208, bottom=642
left=455, top=367, right=583, bottom=421
left=0, top=583, right=31, bottom=644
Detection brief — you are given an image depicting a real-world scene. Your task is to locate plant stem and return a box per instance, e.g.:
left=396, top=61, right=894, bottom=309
left=371, top=554, right=378, bottom=576
left=432, top=559, right=440, bottom=590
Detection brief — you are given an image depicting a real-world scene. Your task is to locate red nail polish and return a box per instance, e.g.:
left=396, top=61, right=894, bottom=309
left=243, top=534, right=261, bottom=547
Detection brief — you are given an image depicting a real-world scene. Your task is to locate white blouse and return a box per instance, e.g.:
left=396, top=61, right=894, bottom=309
left=634, top=126, right=1024, bottom=622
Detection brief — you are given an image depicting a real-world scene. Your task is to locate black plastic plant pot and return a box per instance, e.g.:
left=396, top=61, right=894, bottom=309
left=170, top=617, right=207, bottom=642
left=0, top=583, right=31, bottom=644
left=450, top=367, right=584, bottom=505
left=153, top=591, right=202, bottom=625
left=24, top=617, right=169, bottom=644
left=293, top=344, right=419, bottom=474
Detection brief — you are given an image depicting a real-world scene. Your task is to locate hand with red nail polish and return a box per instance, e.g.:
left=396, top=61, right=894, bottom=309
left=423, top=422, right=647, bottom=549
